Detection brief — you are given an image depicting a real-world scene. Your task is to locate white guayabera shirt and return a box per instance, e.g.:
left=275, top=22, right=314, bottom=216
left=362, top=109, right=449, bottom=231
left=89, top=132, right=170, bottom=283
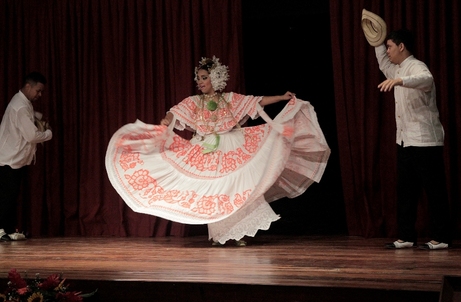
left=0, top=90, right=52, bottom=169
left=375, top=44, right=444, bottom=147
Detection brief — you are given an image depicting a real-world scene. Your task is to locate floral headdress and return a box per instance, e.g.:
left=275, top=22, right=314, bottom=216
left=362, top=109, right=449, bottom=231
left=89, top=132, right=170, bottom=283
left=194, top=56, right=229, bottom=92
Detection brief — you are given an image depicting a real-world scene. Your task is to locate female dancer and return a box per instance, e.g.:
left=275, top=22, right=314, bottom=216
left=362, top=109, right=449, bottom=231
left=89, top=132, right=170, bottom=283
left=106, top=56, right=330, bottom=246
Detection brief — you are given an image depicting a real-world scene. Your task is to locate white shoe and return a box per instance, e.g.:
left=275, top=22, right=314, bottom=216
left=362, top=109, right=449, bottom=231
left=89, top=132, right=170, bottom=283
left=1, top=229, right=12, bottom=241
left=8, top=232, right=26, bottom=241
left=419, top=241, right=449, bottom=250
left=235, top=240, right=247, bottom=247
left=385, top=240, right=415, bottom=249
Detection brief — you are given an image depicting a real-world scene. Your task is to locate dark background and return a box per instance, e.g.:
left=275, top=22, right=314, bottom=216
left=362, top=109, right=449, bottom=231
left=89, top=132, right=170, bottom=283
left=242, top=0, right=346, bottom=235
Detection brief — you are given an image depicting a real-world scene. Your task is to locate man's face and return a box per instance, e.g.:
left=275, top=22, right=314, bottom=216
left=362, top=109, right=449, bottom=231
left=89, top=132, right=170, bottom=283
left=386, top=39, right=403, bottom=65
left=24, top=82, right=45, bottom=101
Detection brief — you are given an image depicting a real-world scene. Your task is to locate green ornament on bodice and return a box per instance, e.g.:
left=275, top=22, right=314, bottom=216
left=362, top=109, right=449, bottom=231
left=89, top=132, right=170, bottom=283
left=206, top=100, right=218, bottom=111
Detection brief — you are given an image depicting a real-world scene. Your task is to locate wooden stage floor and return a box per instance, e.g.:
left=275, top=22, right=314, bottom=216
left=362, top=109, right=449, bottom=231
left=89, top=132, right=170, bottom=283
left=1, top=235, right=460, bottom=301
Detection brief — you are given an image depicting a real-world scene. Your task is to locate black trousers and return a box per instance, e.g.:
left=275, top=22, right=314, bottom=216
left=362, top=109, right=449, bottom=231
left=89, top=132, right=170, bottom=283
left=0, top=165, right=26, bottom=234
left=396, top=145, right=452, bottom=244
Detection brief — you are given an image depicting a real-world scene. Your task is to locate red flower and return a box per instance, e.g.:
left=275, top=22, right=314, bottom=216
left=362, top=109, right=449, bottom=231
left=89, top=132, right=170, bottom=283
left=38, top=274, right=61, bottom=290
left=56, top=291, right=83, bottom=302
left=7, top=269, right=27, bottom=289
left=16, top=287, right=29, bottom=295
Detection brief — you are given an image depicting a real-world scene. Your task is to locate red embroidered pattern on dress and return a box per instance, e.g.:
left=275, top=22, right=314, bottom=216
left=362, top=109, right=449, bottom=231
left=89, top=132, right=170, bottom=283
left=123, top=167, right=251, bottom=216
left=125, top=169, right=155, bottom=190
left=243, top=125, right=265, bottom=153
left=119, top=147, right=143, bottom=171
left=169, top=136, right=192, bottom=155
left=149, top=188, right=195, bottom=208
left=194, top=195, right=221, bottom=215
left=234, top=190, right=251, bottom=208
left=117, top=129, right=164, bottom=171
left=185, top=146, right=220, bottom=172
left=220, top=148, right=251, bottom=173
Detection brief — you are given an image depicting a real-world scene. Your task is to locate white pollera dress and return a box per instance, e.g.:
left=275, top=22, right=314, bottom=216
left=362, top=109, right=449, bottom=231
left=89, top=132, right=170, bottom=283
left=105, top=92, right=330, bottom=243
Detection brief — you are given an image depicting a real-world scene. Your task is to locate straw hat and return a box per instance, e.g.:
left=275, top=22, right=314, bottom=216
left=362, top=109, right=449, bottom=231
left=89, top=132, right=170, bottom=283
left=34, top=116, right=48, bottom=132
left=361, top=9, right=387, bottom=46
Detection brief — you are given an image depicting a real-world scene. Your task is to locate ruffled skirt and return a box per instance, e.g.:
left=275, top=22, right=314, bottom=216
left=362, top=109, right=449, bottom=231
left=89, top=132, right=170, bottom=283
left=105, top=98, right=330, bottom=243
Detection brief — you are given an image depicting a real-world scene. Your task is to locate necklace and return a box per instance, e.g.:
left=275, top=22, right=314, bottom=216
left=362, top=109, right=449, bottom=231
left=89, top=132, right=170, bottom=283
left=204, top=92, right=217, bottom=99
left=203, top=93, right=218, bottom=111
left=197, top=93, right=224, bottom=131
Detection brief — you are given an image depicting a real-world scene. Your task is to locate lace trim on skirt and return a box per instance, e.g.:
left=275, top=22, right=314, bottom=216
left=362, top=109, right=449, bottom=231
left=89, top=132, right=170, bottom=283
left=207, top=196, right=280, bottom=244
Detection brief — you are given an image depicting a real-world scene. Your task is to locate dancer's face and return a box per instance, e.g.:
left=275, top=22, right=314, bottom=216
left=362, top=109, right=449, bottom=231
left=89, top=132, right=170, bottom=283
left=196, top=69, right=214, bottom=95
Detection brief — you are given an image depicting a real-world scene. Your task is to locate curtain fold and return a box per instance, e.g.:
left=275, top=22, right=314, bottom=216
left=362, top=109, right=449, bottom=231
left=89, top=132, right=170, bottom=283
left=329, top=0, right=461, bottom=238
left=0, top=0, right=244, bottom=237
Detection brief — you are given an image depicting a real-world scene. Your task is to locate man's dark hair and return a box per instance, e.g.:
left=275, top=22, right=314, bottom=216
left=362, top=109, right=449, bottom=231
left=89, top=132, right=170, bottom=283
left=23, top=71, right=47, bottom=86
left=387, top=29, right=415, bottom=55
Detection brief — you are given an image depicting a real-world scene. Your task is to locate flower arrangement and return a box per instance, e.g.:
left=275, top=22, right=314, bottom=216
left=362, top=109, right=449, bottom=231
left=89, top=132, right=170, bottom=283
left=0, top=269, right=96, bottom=302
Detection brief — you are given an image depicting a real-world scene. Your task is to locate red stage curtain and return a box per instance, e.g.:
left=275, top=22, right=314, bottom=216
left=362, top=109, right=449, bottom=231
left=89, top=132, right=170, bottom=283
left=329, top=0, right=461, bottom=238
left=1, top=0, right=459, bottom=240
left=0, top=0, right=244, bottom=237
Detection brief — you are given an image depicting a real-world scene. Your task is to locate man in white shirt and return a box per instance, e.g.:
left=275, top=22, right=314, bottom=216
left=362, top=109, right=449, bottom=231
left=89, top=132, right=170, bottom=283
left=374, top=29, right=452, bottom=250
left=0, top=72, right=52, bottom=241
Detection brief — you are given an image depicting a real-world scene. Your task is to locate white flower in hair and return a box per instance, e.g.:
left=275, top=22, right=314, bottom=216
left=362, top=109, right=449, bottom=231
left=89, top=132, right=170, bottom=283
left=195, top=56, right=229, bottom=92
